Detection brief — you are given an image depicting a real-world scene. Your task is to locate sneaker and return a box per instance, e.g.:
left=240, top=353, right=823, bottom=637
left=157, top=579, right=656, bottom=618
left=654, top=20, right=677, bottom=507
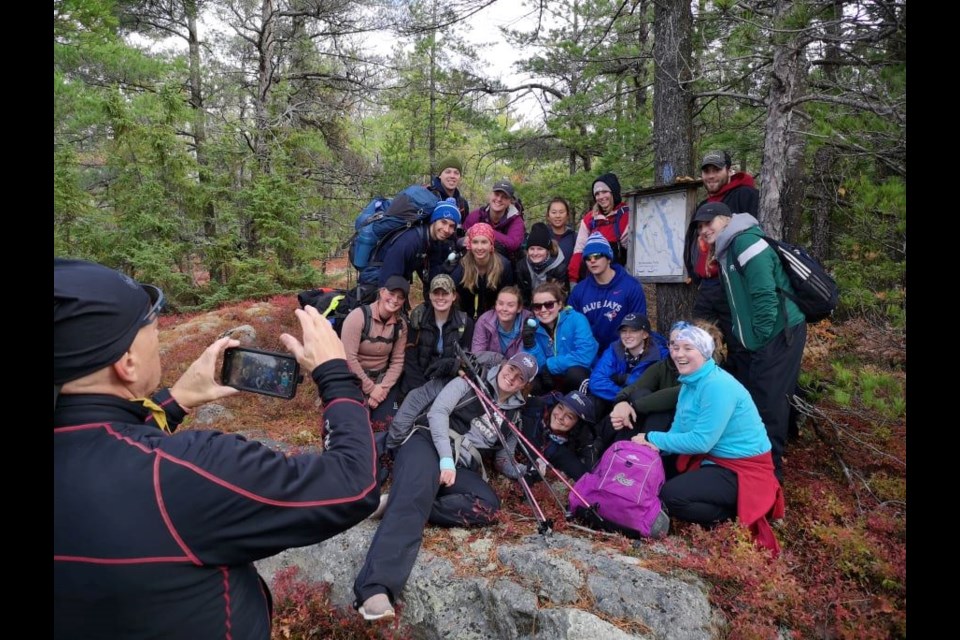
left=368, top=493, right=389, bottom=520
left=648, top=508, right=670, bottom=539
left=359, top=593, right=395, bottom=621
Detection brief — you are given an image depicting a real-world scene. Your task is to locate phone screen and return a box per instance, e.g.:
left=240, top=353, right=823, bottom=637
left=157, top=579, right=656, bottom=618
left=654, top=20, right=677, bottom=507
left=221, top=348, right=300, bottom=399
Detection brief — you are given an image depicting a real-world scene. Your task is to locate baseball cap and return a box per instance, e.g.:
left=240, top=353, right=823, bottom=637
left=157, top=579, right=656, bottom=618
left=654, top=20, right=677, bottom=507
left=693, top=201, right=732, bottom=223
left=430, top=274, right=456, bottom=294
left=558, top=390, right=595, bottom=423
left=383, top=275, right=410, bottom=297
left=491, top=179, right=516, bottom=199
left=700, top=151, right=729, bottom=170
left=505, top=351, right=538, bottom=384
left=619, top=313, right=652, bottom=333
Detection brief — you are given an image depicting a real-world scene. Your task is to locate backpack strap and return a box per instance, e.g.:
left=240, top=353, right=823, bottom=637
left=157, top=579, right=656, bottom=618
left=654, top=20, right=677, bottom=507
left=360, top=304, right=402, bottom=345
left=448, top=430, right=488, bottom=482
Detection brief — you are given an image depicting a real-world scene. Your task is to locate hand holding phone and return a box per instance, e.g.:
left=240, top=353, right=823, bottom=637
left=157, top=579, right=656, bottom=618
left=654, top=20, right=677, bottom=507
left=221, top=347, right=302, bottom=399
left=170, top=337, right=242, bottom=410
left=280, top=305, right=347, bottom=373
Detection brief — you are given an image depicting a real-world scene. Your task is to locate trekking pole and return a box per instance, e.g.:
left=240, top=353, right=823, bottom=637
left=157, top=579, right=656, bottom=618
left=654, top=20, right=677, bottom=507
left=452, top=347, right=554, bottom=535
left=452, top=346, right=609, bottom=529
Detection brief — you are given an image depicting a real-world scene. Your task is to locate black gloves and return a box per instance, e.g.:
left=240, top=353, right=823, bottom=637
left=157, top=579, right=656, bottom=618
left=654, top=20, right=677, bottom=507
left=424, top=357, right=460, bottom=380
left=521, top=320, right=538, bottom=349
left=613, top=373, right=629, bottom=386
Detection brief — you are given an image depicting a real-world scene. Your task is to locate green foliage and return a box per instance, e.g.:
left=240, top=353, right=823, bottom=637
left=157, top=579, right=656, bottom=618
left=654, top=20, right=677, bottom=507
left=830, top=176, right=906, bottom=327
left=823, top=361, right=905, bottom=421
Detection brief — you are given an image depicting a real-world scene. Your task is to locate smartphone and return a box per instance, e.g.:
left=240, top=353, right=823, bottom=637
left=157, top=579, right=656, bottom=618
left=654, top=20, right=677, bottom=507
left=221, top=347, right=302, bottom=399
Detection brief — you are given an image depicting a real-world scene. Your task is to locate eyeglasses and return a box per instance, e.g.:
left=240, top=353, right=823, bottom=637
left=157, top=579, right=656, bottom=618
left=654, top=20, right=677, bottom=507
left=141, top=284, right=165, bottom=326
left=584, top=253, right=607, bottom=262
left=531, top=300, right=558, bottom=312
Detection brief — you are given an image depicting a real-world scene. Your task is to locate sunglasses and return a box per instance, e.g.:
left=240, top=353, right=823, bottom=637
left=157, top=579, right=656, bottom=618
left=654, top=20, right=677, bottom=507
left=584, top=253, right=608, bottom=262
left=531, top=300, right=558, bottom=312
left=141, top=284, right=165, bottom=326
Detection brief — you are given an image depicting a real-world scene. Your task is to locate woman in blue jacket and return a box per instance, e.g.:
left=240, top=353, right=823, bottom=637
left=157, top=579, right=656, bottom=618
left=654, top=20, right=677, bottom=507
left=588, top=312, right=668, bottom=410
left=524, top=281, right=598, bottom=394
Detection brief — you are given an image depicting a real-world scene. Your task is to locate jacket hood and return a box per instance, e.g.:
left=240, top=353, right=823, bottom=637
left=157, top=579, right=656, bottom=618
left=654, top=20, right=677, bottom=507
left=715, top=213, right=761, bottom=259
left=707, top=171, right=756, bottom=205
left=593, top=172, right=622, bottom=206
left=483, top=203, right=521, bottom=225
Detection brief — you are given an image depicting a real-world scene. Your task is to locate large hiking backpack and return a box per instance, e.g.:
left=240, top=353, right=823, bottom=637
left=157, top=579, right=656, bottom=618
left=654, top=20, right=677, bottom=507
left=349, top=185, right=440, bottom=272
left=296, top=287, right=403, bottom=345
left=761, top=235, right=839, bottom=323
left=568, top=440, right=666, bottom=539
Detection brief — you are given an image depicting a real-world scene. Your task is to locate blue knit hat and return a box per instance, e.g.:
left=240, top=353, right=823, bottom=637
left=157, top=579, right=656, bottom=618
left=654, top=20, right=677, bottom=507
left=431, top=198, right=461, bottom=225
left=582, top=232, right=613, bottom=261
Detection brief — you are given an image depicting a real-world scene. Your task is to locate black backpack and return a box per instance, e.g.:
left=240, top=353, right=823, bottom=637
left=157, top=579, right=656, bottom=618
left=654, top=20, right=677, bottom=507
left=762, top=235, right=839, bottom=323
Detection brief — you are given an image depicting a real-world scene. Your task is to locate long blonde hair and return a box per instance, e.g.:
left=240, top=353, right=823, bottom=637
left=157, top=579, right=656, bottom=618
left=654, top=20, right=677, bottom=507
left=460, top=250, right=505, bottom=293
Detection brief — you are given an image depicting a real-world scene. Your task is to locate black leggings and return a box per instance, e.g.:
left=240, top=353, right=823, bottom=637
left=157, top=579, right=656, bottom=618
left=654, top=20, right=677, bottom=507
left=660, top=461, right=738, bottom=527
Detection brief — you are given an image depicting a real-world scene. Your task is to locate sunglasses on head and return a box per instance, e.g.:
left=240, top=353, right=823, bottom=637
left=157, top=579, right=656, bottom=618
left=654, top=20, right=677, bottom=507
left=141, top=284, right=165, bottom=326
left=531, top=300, right=558, bottom=312
left=585, top=253, right=607, bottom=262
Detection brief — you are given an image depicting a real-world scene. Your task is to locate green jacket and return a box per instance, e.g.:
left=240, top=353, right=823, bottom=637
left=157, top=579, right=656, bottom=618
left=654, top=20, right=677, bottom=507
left=715, top=214, right=805, bottom=351
left=614, top=358, right=680, bottom=415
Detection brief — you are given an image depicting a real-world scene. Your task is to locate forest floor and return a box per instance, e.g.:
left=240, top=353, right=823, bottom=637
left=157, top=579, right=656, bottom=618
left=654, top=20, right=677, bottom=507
left=158, top=291, right=906, bottom=640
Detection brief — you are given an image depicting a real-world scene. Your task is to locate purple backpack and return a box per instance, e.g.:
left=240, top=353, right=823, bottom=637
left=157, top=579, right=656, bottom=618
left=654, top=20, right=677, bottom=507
left=568, top=440, right=666, bottom=538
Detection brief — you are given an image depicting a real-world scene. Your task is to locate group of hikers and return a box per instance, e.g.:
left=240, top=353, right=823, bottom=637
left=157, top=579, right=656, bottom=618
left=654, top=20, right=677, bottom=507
left=53, top=150, right=806, bottom=637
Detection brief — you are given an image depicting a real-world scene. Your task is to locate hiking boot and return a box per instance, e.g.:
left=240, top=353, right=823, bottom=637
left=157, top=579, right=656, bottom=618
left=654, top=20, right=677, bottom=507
left=359, top=593, right=395, bottom=621
left=368, top=493, right=389, bottom=520
left=648, top=508, right=670, bottom=539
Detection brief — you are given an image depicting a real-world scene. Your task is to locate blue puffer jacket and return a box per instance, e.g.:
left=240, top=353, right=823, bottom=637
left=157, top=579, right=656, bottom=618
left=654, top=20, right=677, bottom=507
left=589, top=331, right=669, bottom=401
left=525, top=306, right=599, bottom=375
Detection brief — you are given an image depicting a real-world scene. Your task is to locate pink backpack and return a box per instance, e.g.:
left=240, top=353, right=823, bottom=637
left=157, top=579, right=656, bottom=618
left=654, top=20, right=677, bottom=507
left=568, top=440, right=666, bottom=538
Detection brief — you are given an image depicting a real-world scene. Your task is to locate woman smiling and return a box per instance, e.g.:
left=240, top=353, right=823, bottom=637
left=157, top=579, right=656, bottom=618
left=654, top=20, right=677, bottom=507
left=524, top=281, right=598, bottom=394
left=633, top=322, right=784, bottom=554
left=451, top=222, right=515, bottom=320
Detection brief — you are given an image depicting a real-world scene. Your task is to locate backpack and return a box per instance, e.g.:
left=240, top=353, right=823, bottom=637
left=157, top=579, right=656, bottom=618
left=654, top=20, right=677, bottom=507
left=761, top=235, right=839, bottom=323
left=296, top=287, right=403, bottom=344
left=568, top=440, right=666, bottom=539
left=349, top=185, right=440, bottom=272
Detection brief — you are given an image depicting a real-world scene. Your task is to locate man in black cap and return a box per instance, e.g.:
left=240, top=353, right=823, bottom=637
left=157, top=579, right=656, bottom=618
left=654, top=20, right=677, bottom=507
left=682, top=151, right=759, bottom=381
left=54, top=258, right=379, bottom=639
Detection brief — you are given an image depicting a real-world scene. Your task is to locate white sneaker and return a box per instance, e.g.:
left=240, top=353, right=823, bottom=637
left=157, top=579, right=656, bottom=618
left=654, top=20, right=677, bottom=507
left=368, top=493, right=389, bottom=520
left=359, top=593, right=395, bottom=621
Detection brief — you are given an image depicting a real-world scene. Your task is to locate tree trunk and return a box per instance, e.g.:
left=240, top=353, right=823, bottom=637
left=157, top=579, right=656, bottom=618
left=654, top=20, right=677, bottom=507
left=428, top=0, right=437, bottom=172
left=757, top=0, right=811, bottom=241
left=809, top=145, right=838, bottom=262
left=185, top=1, right=221, bottom=283
left=651, top=0, right=696, bottom=332
left=254, top=0, right=275, bottom=177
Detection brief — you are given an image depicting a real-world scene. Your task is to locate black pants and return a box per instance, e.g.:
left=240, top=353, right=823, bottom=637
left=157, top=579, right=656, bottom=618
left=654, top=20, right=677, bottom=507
left=353, top=430, right=500, bottom=606
left=745, top=323, right=807, bottom=482
left=693, top=279, right=750, bottom=383
left=660, top=461, right=738, bottom=526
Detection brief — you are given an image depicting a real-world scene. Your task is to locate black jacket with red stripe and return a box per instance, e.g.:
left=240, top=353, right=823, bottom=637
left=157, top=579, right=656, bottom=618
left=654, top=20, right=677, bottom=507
left=53, top=359, right=378, bottom=639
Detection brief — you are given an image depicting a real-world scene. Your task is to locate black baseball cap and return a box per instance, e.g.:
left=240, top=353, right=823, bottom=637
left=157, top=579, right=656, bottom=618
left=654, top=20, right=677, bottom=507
left=383, top=275, right=410, bottom=297
left=619, top=313, right=652, bottom=333
left=693, top=201, right=732, bottom=223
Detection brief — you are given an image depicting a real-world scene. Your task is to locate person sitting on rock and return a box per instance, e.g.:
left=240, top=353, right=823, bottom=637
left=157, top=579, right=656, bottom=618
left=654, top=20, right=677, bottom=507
left=352, top=351, right=538, bottom=622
